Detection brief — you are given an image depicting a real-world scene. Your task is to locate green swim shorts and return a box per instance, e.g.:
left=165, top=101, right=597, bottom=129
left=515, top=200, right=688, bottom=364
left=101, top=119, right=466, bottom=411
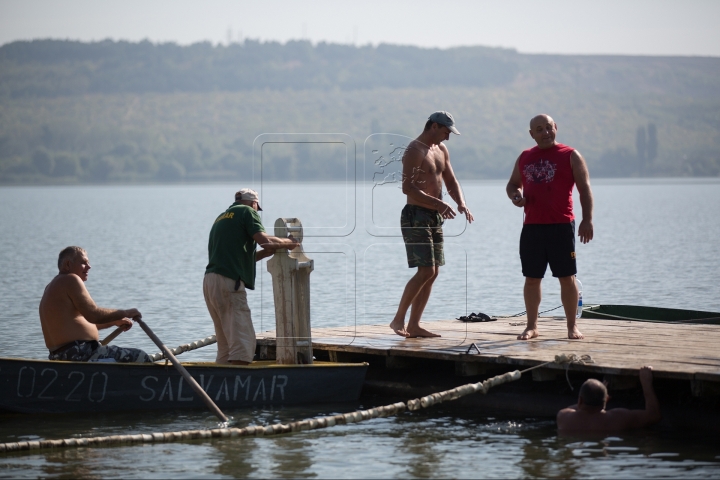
left=401, top=204, right=445, bottom=268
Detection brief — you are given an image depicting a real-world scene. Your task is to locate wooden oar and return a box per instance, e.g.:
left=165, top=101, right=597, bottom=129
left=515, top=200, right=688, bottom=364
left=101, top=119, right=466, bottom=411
left=135, top=317, right=229, bottom=423
left=100, top=326, right=125, bottom=346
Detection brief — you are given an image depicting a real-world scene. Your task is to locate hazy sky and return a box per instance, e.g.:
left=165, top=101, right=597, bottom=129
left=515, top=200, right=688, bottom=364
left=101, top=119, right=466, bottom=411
left=1, top=0, right=719, bottom=56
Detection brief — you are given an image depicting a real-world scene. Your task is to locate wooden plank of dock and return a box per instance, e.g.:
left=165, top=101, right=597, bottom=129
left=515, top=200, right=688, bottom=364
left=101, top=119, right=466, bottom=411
left=258, top=315, right=720, bottom=382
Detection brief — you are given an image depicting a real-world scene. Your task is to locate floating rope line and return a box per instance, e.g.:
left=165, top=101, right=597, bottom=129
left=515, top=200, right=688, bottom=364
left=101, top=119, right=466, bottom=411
left=0, top=403, right=407, bottom=454
left=0, top=352, right=595, bottom=455
left=148, top=335, right=217, bottom=362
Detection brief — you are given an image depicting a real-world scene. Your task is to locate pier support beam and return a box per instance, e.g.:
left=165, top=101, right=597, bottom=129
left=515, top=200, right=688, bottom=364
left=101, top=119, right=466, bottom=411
left=267, top=218, right=314, bottom=365
left=386, top=356, right=415, bottom=369
left=532, top=369, right=559, bottom=382
left=691, top=379, right=720, bottom=397
left=603, top=374, right=639, bottom=391
left=455, top=361, right=486, bottom=377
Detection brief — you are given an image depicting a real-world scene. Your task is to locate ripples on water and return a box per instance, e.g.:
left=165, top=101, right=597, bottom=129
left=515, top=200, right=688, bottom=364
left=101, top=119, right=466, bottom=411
left=1, top=179, right=720, bottom=477
left=1, top=406, right=719, bottom=478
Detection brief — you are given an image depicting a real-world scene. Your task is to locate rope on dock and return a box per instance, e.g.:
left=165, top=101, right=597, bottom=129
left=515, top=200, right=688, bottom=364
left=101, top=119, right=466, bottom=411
left=554, top=353, right=595, bottom=390
left=148, top=335, right=217, bottom=362
left=0, top=352, right=595, bottom=455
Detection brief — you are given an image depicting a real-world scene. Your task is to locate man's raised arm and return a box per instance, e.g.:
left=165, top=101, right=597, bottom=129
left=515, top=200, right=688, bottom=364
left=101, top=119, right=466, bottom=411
left=628, top=366, right=661, bottom=428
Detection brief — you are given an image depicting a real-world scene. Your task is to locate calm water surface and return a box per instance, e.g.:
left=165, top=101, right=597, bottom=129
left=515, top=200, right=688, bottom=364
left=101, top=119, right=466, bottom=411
left=1, top=179, right=719, bottom=478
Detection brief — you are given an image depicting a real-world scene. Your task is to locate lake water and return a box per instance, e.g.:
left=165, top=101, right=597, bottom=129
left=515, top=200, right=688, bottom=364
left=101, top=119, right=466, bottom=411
left=1, top=178, right=720, bottom=478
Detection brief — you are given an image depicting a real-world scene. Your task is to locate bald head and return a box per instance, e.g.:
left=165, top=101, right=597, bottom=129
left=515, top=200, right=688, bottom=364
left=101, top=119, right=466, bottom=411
left=528, top=114, right=558, bottom=149
left=579, top=378, right=608, bottom=407
left=530, top=114, right=554, bottom=129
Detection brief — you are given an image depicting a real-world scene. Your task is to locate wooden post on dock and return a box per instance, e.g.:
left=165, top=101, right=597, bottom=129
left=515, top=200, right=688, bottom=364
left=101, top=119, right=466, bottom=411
left=267, top=218, right=314, bottom=365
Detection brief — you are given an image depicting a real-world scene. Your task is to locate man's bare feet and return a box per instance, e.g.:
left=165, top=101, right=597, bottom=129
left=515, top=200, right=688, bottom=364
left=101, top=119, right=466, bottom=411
left=389, top=319, right=410, bottom=337
left=568, top=325, right=584, bottom=340
left=406, top=326, right=441, bottom=338
left=517, top=328, right=539, bottom=340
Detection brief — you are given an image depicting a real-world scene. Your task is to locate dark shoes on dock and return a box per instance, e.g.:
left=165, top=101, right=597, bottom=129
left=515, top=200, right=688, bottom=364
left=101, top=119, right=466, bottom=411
left=457, top=312, right=496, bottom=323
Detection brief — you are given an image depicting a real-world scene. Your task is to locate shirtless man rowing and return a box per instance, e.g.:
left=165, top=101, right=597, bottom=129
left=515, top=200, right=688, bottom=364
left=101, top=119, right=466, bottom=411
left=389, top=111, right=474, bottom=338
left=39, top=246, right=152, bottom=362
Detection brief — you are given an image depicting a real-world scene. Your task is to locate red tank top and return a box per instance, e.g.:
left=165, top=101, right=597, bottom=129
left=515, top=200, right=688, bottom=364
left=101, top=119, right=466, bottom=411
left=518, top=143, right=575, bottom=224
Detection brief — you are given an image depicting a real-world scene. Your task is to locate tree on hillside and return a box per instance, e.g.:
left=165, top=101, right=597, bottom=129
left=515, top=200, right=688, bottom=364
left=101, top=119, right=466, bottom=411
left=32, top=147, right=53, bottom=176
left=647, top=123, right=658, bottom=163
left=52, top=153, right=81, bottom=177
left=636, top=126, right=647, bottom=168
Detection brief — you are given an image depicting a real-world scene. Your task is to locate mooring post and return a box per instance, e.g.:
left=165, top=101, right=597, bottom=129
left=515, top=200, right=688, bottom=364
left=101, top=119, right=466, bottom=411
left=266, top=218, right=314, bottom=364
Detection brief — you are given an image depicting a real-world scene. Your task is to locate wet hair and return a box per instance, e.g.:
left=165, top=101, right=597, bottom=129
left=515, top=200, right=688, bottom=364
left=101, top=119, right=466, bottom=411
left=58, top=246, right=85, bottom=270
left=579, top=378, right=608, bottom=407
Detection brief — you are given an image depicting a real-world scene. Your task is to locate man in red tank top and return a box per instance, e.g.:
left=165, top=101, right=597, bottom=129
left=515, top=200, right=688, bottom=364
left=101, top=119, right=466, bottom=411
left=506, top=114, right=594, bottom=340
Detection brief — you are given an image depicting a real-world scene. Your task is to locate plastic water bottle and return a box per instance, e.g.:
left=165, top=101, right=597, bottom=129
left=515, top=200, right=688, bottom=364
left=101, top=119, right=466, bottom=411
left=576, top=277, right=583, bottom=319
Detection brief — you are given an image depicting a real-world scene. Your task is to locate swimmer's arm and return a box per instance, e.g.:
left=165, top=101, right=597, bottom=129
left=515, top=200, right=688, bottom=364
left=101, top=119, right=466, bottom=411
left=442, top=151, right=473, bottom=223
left=66, top=274, right=140, bottom=325
left=401, top=146, right=453, bottom=212
left=571, top=150, right=594, bottom=244
left=506, top=156, right=525, bottom=207
left=632, top=366, right=661, bottom=427
left=606, top=371, right=660, bottom=429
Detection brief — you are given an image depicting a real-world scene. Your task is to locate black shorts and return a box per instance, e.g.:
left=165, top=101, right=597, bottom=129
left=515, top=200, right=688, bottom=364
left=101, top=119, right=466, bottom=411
left=520, top=221, right=576, bottom=278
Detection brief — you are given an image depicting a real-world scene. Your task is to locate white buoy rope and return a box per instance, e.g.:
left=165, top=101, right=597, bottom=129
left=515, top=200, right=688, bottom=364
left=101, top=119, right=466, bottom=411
left=0, top=402, right=407, bottom=454
left=0, top=352, right=594, bottom=454
left=407, top=370, right=521, bottom=410
left=148, top=335, right=217, bottom=362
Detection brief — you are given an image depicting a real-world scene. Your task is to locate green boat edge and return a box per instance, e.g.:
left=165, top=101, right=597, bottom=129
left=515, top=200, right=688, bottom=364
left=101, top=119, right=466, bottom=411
left=581, top=304, right=720, bottom=324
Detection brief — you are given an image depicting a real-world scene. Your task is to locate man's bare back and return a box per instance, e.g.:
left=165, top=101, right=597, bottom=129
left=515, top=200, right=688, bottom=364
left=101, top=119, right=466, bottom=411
left=557, top=366, right=661, bottom=432
left=40, top=248, right=138, bottom=352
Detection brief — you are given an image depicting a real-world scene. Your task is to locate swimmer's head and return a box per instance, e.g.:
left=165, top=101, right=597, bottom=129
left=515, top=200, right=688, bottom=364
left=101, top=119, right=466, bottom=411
left=579, top=378, right=608, bottom=407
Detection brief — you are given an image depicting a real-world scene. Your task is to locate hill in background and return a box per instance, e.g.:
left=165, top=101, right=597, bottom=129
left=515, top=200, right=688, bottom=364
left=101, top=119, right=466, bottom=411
left=1, top=39, right=719, bottom=183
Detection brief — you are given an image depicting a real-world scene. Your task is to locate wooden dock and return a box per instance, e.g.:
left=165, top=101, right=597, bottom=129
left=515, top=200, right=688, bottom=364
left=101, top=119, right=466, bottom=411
left=257, top=315, right=720, bottom=429
left=259, top=315, right=720, bottom=382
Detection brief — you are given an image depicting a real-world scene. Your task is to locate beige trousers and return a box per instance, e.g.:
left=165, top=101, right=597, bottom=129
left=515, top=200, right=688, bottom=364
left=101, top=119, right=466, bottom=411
left=202, top=272, right=256, bottom=363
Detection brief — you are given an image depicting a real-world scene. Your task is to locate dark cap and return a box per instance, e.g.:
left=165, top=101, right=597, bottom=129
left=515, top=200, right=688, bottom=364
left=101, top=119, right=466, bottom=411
left=428, top=111, right=460, bottom=135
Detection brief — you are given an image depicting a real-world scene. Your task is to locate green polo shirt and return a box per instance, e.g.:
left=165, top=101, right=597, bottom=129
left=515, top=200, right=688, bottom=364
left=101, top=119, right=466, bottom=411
left=205, top=202, right=265, bottom=290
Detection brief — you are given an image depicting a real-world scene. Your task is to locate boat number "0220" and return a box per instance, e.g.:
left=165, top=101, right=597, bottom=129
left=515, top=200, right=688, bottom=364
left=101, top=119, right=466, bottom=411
left=16, top=367, right=109, bottom=402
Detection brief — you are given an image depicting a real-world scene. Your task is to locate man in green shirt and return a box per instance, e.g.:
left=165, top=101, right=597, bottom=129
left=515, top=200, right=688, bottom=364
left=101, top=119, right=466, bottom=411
left=204, top=188, right=299, bottom=365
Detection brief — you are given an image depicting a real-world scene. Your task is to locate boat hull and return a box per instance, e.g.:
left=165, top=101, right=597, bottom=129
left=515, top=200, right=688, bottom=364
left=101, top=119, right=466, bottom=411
left=0, top=358, right=368, bottom=414
left=581, top=304, right=720, bottom=324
